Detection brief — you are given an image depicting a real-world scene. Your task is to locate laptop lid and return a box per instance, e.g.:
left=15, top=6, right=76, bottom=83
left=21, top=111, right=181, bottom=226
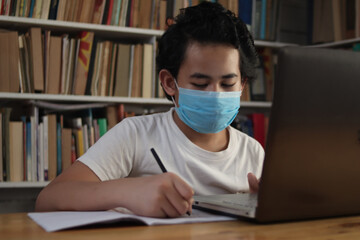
left=256, top=47, right=360, bottom=222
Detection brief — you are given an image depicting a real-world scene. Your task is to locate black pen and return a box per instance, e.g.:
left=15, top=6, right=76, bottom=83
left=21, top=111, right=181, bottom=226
left=150, top=148, right=191, bottom=216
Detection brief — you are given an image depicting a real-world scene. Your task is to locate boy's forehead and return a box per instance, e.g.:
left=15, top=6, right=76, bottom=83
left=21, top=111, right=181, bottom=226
left=182, top=42, right=240, bottom=66
left=183, top=42, right=240, bottom=61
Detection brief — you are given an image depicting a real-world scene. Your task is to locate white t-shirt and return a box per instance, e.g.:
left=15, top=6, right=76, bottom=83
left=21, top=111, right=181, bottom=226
left=79, top=108, right=264, bottom=195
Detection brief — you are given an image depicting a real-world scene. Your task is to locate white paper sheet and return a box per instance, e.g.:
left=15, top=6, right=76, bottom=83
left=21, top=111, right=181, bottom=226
left=28, top=209, right=235, bottom=232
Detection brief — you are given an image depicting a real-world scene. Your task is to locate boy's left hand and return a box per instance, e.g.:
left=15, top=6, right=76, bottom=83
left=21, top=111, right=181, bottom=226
left=247, top=172, right=260, bottom=193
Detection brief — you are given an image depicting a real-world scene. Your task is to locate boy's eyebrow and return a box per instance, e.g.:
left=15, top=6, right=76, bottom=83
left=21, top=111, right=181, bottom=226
left=189, top=72, right=211, bottom=79
left=189, top=72, right=238, bottom=79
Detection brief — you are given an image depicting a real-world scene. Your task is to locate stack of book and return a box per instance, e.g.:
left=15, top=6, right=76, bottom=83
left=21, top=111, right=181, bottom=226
left=0, top=103, right=133, bottom=183
left=0, top=28, right=159, bottom=98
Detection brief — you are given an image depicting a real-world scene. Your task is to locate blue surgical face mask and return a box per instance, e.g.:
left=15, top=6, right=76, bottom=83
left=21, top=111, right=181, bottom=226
left=171, top=80, right=241, bottom=134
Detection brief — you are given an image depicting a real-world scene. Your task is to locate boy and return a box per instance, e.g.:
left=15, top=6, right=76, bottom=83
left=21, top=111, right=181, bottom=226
left=36, top=2, right=264, bottom=218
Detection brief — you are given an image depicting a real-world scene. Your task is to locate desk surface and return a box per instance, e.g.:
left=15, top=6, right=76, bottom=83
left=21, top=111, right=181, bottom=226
left=1, top=213, right=360, bottom=240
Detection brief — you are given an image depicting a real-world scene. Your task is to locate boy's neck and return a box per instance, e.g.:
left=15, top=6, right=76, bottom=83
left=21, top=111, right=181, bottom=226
left=172, top=111, right=229, bottom=152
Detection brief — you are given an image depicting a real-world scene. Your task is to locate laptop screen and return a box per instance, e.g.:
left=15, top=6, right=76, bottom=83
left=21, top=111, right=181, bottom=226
left=256, top=47, right=360, bottom=222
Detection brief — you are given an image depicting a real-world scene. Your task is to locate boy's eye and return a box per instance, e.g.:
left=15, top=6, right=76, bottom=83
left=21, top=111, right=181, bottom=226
left=192, top=83, right=208, bottom=88
left=221, top=83, right=236, bottom=87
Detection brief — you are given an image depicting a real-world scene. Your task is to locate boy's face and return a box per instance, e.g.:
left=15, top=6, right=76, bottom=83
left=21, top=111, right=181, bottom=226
left=176, top=42, right=242, bottom=93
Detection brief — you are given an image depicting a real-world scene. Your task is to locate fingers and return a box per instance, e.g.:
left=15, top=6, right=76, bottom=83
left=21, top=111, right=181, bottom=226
left=247, top=172, right=260, bottom=193
left=164, top=173, right=194, bottom=217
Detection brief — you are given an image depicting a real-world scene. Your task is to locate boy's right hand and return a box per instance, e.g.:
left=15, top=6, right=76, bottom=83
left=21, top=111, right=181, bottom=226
left=124, top=172, right=194, bottom=218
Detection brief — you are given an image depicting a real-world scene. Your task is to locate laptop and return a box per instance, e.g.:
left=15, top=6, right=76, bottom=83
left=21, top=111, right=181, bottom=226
left=193, top=47, right=360, bottom=222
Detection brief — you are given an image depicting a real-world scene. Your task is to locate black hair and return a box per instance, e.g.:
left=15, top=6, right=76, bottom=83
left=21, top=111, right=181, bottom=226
left=156, top=1, right=259, bottom=101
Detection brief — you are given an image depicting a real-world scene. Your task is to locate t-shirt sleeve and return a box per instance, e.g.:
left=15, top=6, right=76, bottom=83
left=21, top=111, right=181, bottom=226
left=78, top=118, right=136, bottom=181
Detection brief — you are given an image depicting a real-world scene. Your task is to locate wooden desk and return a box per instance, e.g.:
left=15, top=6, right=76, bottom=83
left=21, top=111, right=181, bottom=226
left=1, top=213, right=360, bottom=240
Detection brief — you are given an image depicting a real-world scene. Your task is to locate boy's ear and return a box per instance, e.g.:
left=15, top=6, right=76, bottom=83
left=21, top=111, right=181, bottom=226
left=159, top=69, right=177, bottom=96
left=241, top=77, right=248, bottom=91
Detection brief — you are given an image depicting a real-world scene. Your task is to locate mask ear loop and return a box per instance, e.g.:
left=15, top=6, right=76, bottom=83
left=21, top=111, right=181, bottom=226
left=171, top=78, right=179, bottom=108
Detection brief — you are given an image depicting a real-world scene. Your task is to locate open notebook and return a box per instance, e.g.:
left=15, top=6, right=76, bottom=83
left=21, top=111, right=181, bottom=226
left=193, top=47, right=360, bottom=222
left=28, top=208, right=234, bottom=232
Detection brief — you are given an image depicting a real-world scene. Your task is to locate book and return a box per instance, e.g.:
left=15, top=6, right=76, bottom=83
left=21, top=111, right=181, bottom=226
left=2, top=108, right=12, bottom=181
left=73, top=0, right=84, bottom=22
left=276, top=0, right=309, bottom=44
left=260, top=47, right=275, bottom=101
left=43, top=30, right=50, bottom=94
left=106, top=105, right=118, bottom=130
left=26, top=121, right=32, bottom=181
left=90, top=41, right=103, bottom=96
left=141, top=43, right=153, bottom=98
left=250, top=113, right=266, bottom=147
left=111, top=0, right=121, bottom=25
left=79, top=0, right=95, bottom=23
left=119, top=0, right=129, bottom=26
left=106, top=0, right=114, bottom=25
left=0, top=30, right=20, bottom=93
left=65, top=38, right=77, bottom=94
left=56, top=120, right=62, bottom=175
left=252, top=0, right=262, bottom=39
left=42, top=115, right=49, bottom=181
left=238, top=0, right=253, bottom=30
left=99, top=41, right=111, bottom=96
left=18, top=34, right=32, bottom=93
left=159, top=0, right=167, bottom=30
left=138, top=0, right=153, bottom=29
left=312, top=0, right=334, bottom=43
left=9, top=121, right=24, bottom=182
left=250, top=57, right=266, bottom=101
left=73, top=128, right=84, bottom=158
left=70, top=38, right=81, bottom=94
left=63, top=0, right=73, bottom=21
left=46, top=35, right=62, bottom=94
left=259, top=0, right=267, bottom=40
left=70, top=134, right=76, bottom=163
left=56, top=0, right=66, bottom=20
left=47, top=114, right=57, bottom=180
left=130, top=44, right=143, bottom=97
left=29, top=28, right=45, bottom=92
left=0, top=113, right=2, bottom=181
left=97, top=118, right=107, bottom=137
left=130, top=0, right=140, bottom=28
left=73, top=32, right=94, bottom=95
left=61, top=128, right=72, bottom=172
left=356, top=0, right=360, bottom=37
left=107, top=43, right=117, bottom=96
left=332, top=0, right=344, bottom=41
left=113, top=43, right=132, bottom=97
left=41, top=0, right=51, bottom=19
left=48, top=0, right=59, bottom=20
left=38, top=122, right=45, bottom=181
left=33, top=0, right=42, bottom=18
left=60, top=35, right=69, bottom=94
left=92, top=0, right=106, bottom=24
left=28, top=0, right=35, bottom=17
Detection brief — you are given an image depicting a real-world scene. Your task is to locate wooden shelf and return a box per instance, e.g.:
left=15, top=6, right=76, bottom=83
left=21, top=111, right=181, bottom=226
left=306, top=37, right=360, bottom=48
left=254, top=39, right=298, bottom=48
left=0, top=181, right=49, bottom=188
left=0, top=16, right=163, bottom=41
left=0, top=93, right=272, bottom=108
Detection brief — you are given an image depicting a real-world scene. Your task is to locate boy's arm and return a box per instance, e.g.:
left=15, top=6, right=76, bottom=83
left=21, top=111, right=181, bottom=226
left=35, top=161, right=194, bottom=217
